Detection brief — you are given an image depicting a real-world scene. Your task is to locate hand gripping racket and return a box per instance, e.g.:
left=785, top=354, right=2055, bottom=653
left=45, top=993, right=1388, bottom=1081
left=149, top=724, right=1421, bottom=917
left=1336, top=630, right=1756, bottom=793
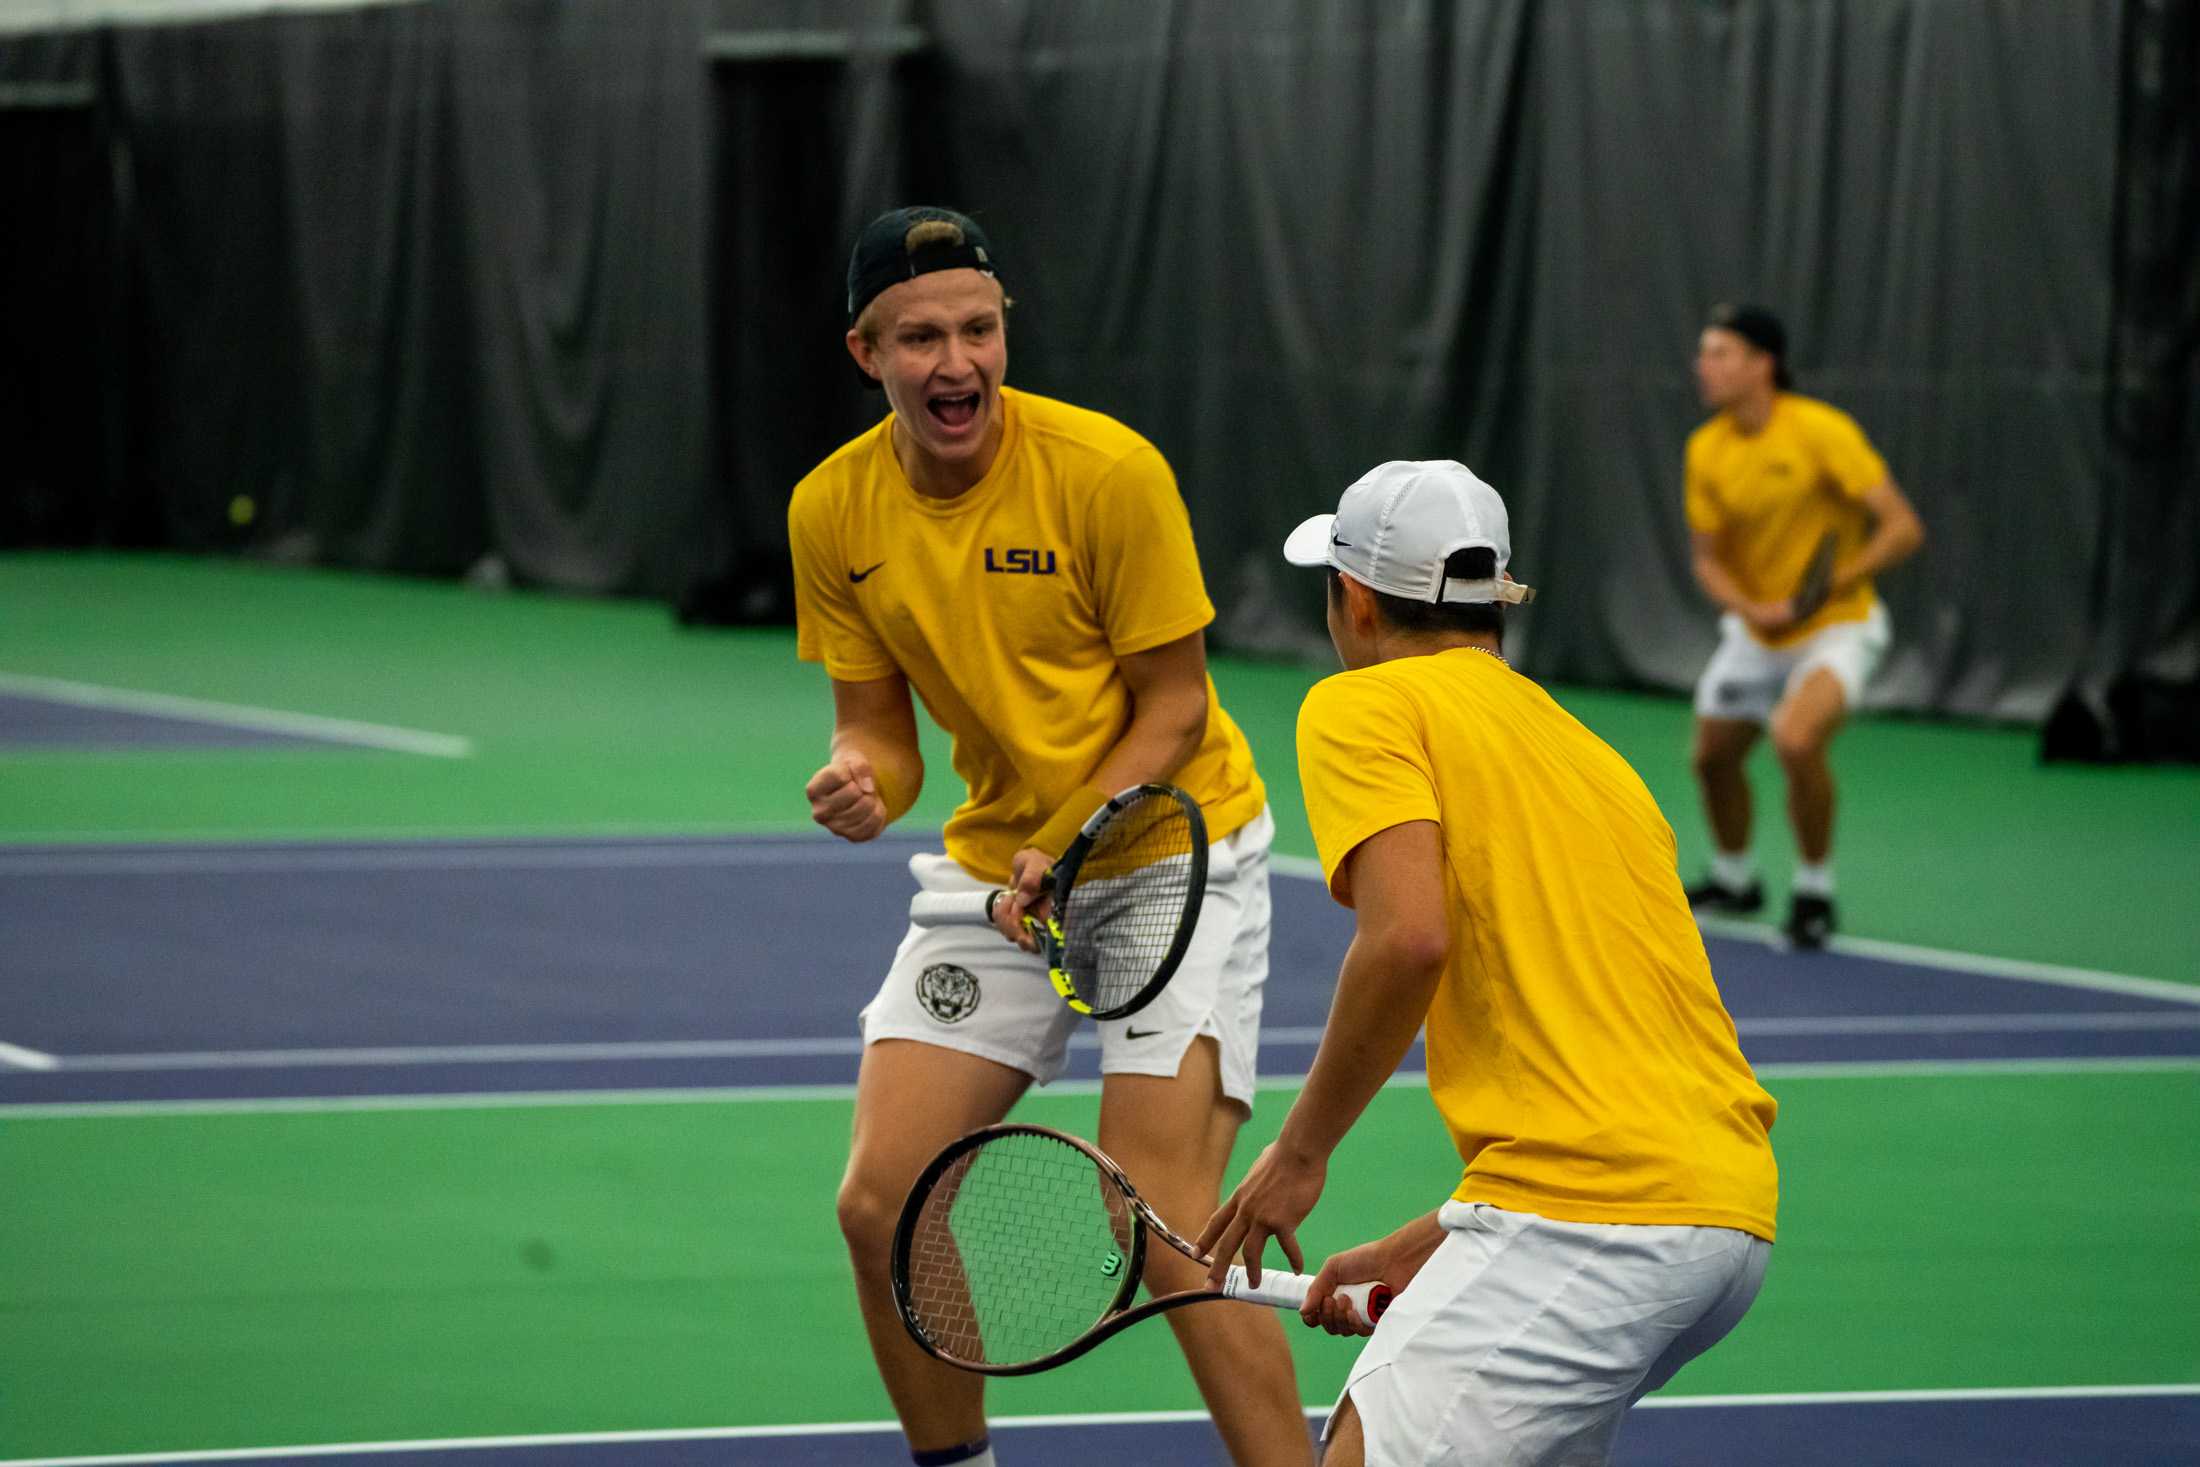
left=1789, top=530, right=1840, bottom=623
left=892, top=1124, right=1390, bottom=1375
left=907, top=783, right=1206, bottom=1021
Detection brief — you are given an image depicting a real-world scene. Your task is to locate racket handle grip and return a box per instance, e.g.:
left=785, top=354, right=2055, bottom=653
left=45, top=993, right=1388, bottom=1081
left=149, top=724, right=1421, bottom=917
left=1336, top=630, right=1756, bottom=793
left=1222, top=1266, right=1392, bottom=1329
left=909, top=891, right=1003, bottom=928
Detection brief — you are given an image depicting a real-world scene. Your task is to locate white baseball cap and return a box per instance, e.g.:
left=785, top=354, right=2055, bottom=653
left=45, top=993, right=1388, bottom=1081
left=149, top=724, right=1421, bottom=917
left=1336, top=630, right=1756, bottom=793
left=1282, top=459, right=1536, bottom=605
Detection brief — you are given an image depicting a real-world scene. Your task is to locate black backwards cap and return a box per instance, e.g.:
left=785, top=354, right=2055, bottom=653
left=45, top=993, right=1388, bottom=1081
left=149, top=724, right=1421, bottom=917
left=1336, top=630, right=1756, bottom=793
left=1706, top=302, right=1793, bottom=390
left=846, top=206, right=1001, bottom=325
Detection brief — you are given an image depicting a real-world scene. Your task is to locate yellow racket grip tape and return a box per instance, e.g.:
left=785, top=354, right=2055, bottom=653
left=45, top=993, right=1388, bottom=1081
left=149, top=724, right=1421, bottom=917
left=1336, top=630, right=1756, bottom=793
left=1036, top=914, right=1090, bottom=1013
left=1050, top=966, right=1090, bottom=1013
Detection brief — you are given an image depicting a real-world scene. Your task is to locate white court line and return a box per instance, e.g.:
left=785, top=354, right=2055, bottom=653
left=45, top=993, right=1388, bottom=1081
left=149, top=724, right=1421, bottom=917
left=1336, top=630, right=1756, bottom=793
left=0, top=1040, right=60, bottom=1071
left=0, top=672, right=472, bottom=759
left=1691, top=912, right=2200, bottom=1007
left=8, top=1057, right=2199, bottom=1119
left=1273, top=852, right=2200, bottom=1006
left=34, top=1009, right=2200, bottom=1074
left=1, top=1385, right=2192, bottom=1466
left=1738, top=1010, right=2200, bottom=1035
left=49, top=1040, right=872, bottom=1071
left=1748, top=1055, right=2200, bottom=1081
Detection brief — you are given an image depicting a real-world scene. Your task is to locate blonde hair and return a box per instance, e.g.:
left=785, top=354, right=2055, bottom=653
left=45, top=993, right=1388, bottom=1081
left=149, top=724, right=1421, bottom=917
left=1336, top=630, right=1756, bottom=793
left=903, top=218, right=965, bottom=251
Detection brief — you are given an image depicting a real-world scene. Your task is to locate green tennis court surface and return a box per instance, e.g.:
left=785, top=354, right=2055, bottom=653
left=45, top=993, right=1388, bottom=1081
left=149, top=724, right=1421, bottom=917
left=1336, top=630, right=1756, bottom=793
left=2, top=554, right=2195, bottom=1462
left=2, top=1071, right=2196, bottom=1456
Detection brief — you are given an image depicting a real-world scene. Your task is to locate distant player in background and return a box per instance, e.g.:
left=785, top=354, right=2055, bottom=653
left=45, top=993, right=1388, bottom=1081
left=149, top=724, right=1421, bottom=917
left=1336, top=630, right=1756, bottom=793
left=1684, top=304, right=1926, bottom=947
left=787, top=207, right=1311, bottom=1467
left=1200, top=459, right=1778, bottom=1467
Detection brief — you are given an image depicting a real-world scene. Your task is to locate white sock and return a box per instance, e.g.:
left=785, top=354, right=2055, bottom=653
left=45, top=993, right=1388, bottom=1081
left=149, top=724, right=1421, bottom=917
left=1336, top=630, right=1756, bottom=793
left=1792, top=861, right=1834, bottom=897
left=1712, top=851, right=1756, bottom=890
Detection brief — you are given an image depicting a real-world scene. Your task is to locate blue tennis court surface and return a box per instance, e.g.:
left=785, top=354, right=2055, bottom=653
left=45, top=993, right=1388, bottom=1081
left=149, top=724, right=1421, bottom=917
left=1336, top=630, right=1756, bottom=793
left=5, top=1392, right=2195, bottom=1466
left=4, top=833, right=2194, bottom=1465
left=3, top=835, right=2195, bottom=1107
left=0, top=691, right=342, bottom=751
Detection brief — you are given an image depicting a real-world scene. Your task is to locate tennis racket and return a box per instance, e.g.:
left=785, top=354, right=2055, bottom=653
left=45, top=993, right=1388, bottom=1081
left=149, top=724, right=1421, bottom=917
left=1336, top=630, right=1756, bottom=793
left=907, top=782, right=1206, bottom=1021
left=1789, top=529, right=1840, bottom=623
left=892, top=1124, right=1390, bottom=1375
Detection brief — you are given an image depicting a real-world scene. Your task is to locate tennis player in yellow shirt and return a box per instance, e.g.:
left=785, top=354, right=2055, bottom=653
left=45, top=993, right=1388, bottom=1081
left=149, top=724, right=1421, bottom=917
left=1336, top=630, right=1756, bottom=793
left=789, top=207, right=1310, bottom=1467
left=1684, top=304, right=1926, bottom=947
left=1199, top=459, right=1779, bottom=1467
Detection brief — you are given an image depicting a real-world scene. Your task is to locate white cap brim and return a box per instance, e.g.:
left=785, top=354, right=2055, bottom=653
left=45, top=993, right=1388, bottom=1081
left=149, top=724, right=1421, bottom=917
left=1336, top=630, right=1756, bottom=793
left=1282, top=513, right=1339, bottom=568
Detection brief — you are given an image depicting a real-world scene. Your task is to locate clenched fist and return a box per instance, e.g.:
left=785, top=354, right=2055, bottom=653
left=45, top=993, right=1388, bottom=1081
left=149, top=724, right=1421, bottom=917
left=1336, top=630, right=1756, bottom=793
left=806, top=753, right=887, bottom=841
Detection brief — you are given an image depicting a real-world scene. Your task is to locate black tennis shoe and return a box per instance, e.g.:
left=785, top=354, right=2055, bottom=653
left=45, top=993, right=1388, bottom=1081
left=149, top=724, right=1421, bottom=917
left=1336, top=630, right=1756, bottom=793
left=1784, top=893, right=1836, bottom=950
left=1685, top=876, right=1764, bottom=914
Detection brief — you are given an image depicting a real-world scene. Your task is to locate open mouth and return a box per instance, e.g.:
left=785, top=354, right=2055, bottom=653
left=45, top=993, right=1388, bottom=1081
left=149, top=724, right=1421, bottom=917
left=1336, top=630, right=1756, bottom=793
left=928, top=392, right=981, bottom=431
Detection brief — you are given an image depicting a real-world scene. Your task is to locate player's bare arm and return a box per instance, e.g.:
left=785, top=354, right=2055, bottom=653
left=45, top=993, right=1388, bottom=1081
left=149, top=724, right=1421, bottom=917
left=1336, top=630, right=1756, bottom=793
left=992, top=630, right=1211, bottom=947
left=1090, top=629, right=1212, bottom=790
left=1198, top=819, right=1449, bottom=1286
left=1691, top=528, right=1795, bottom=637
left=806, top=673, right=924, bottom=843
left=1829, top=479, right=1927, bottom=597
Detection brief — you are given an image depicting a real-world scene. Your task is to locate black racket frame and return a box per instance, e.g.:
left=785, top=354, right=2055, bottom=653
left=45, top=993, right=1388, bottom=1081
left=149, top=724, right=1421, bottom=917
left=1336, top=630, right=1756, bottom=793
left=891, top=1122, right=1234, bottom=1376
left=1031, top=783, right=1208, bottom=1021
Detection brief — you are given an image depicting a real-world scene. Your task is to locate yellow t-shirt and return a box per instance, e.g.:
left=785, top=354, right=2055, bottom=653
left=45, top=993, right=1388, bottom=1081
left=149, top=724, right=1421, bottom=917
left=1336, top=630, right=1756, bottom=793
left=1297, top=648, right=1778, bottom=1241
left=789, top=387, right=1266, bottom=884
left=1685, top=393, right=1891, bottom=648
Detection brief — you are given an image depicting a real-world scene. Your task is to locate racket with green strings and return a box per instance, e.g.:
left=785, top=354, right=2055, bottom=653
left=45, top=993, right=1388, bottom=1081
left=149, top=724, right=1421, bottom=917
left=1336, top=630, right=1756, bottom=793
left=892, top=1123, right=1389, bottom=1375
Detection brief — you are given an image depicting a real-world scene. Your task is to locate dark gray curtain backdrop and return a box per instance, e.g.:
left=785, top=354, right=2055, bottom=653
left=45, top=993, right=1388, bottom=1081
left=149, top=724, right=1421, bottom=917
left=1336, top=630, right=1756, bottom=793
left=1512, top=0, right=2126, bottom=713
left=3, top=0, right=2188, bottom=720
left=84, top=0, right=714, bottom=591
left=924, top=2, right=1541, bottom=668
left=0, top=28, right=133, bottom=545
left=2099, top=0, right=2200, bottom=695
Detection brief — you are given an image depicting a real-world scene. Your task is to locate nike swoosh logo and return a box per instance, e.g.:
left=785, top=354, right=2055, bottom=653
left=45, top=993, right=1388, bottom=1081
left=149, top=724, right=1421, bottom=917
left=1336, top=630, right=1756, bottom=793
left=1124, top=1026, right=1161, bottom=1040
left=1330, top=535, right=1354, bottom=548
left=849, top=561, right=885, bottom=583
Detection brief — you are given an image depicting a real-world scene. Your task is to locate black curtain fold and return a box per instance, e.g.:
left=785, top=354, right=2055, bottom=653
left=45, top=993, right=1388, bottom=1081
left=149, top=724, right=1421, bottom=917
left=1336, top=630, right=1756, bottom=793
left=1, top=0, right=2185, bottom=722
left=97, top=0, right=714, bottom=591
left=2098, top=0, right=2199, bottom=688
left=1513, top=0, right=2121, bottom=714
left=0, top=29, right=115, bottom=546
left=925, top=0, right=1540, bottom=658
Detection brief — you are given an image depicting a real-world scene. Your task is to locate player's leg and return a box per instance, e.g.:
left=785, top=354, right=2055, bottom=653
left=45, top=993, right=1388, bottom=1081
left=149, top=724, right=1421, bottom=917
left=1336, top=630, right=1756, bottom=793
left=839, top=851, right=1079, bottom=1459
left=1768, top=607, right=1890, bottom=947
left=1094, top=810, right=1311, bottom=1466
left=1687, top=715, right=1764, bottom=908
left=1769, top=664, right=1847, bottom=865
left=838, top=1038, right=1031, bottom=1453
left=1097, top=1043, right=1314, bottom=1467
left=1691, top=714, right=1762, bottom=853
left=1687, top=615, right=1776, bottom=911
left=1769, top=665, right=1846, bottom=948
left=1322, top=1394, right=1367, bottom=1467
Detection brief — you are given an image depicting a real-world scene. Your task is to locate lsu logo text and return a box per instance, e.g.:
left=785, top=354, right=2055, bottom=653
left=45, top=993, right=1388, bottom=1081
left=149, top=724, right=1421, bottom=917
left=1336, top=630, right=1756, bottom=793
left=984, top=548, right=1058, bottom=575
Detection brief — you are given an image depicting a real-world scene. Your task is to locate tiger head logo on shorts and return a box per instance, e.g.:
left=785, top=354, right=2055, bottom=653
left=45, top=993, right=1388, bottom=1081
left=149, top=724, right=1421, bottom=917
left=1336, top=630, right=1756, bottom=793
left=916, top=963, right=980, bottom=1024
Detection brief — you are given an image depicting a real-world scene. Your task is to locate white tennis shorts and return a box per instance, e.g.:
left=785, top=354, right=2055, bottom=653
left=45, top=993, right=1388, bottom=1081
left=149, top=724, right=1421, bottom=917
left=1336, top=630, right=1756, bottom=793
left=857, top=807, right=1273, bottom=1109
left=1332, top=1201, right=1771, bottom=1467
left=1693, top=602, right=1891, bottom=723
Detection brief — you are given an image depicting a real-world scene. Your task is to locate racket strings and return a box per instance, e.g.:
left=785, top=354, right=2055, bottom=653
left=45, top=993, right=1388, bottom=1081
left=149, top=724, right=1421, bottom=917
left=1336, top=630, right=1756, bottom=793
left=902, top=1132, right=1137, bottom=1367
left=1059, top=793, right=1198, bottom=1013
